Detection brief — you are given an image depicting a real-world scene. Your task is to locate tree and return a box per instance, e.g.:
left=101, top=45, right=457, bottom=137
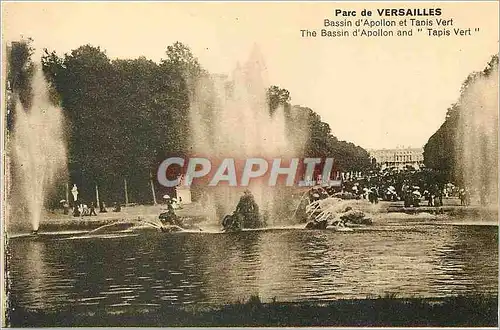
left=39, top=42, right=204, bottom=203
left=162, top=41, right=204, bottom=80
left=37, top=41, right=372, bottom=205
left=6, top=39, right=36, bottom=131
left=267, top=85, right=290, bottom=115
left=266, top=85, right=371, bottom=173
left=424, top=54, right=499, bottom=190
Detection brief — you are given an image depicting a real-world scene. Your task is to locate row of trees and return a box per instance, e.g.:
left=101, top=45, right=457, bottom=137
left=6, top=39, right=371, bottom=205
left=423, top=54, right=498, bottom=187
left=267, top=86, right=371, bottom=173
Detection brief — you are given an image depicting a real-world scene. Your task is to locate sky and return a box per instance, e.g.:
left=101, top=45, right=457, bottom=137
left=2, top=2, right=499, bottom=150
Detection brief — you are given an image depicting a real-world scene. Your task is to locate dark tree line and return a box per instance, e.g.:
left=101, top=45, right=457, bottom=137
left=5, top=40, right=36, bottom=131
left=7, top=39, right=371, bottom=205
left=300, top=107, right=370, bottom=172
left=39, top=42, right=201, bottom=204
left=423, top=54, right=498, bottom=186
left=267, top=86, right=371, bottom=174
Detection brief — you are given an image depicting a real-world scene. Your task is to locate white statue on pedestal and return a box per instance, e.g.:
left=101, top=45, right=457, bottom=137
left=71, top=184, right=79, bottom=203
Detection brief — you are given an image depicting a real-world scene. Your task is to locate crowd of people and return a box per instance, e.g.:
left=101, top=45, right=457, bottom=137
left=55, top=168, right=474, bottom=227
left=305, top=168, right=472, bottom=208
left=58, top=200, right=122, bottom=217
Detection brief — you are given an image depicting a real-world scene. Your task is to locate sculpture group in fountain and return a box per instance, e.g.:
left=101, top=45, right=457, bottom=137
left=299, top=187, right=373, bottom=230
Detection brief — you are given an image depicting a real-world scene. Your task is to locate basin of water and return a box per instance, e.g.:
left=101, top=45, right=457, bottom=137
left=6, top=214, right=498, bottom=313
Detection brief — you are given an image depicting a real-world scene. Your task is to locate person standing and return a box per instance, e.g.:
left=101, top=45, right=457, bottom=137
left=89, top=202, right=97, bottom=216
left=459, top=188, right=466, bottom=206
left=99, top=201, right=107, bottom=213
left=62, top=200, right=69, bottom=215
left=437, top=186, right=443, bottom=207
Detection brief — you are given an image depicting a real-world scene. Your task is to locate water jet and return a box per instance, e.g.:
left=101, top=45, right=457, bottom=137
left=10, top=65, right=67, bottom=232
left=189, top=47, right=308, bottom=227
left=455, top=58, right=498, bottom=207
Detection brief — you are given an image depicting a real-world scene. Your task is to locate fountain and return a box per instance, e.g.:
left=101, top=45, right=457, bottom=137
left=289, top=184, right=374, bottom=230
left=455, top=57, right=498, bottom=207
left=189, top=46, right=308, bottom=226
left=10, top=65, right=67, bottom=232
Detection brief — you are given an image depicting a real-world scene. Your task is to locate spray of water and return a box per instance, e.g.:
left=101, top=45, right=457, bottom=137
left=455, top=57, right=498, bottom=206
left=189, top=47, right=308, bottom=226
left=12, top=66, right=67, bottom=231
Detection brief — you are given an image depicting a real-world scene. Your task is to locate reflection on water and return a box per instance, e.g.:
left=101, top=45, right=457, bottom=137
left=6, top=223, right=498, bottom=312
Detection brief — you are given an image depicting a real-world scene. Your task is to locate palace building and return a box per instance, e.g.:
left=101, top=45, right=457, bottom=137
left=368, top=147, right=424, bottom=170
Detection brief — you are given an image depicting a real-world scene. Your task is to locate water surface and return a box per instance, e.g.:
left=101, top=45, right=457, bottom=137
left=6, top=219, right=498, bottom=312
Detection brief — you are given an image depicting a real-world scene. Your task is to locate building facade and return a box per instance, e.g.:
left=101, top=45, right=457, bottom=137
left=368, top=147, right=424, bottom=170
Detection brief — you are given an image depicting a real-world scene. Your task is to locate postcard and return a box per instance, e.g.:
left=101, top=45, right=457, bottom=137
left=1, top=1, right=498, bottom=327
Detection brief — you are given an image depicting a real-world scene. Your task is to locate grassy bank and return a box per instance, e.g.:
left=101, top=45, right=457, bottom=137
left=6, top=295, right=498, bottom=327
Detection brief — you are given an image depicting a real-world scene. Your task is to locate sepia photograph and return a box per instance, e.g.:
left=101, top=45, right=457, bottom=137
left=1, top=1, right=498, bottom=327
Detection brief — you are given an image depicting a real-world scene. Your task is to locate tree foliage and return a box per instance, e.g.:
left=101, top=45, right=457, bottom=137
left=267, top=85, right=290, bottom=115
left=267, top=85, right=371, bottom=173
left=423, top=54, right=499, bottom=185
left=40, top=43, right=195, bottom=203
left=5, top=40, right=373, bottom=205
left=6, top=39, right=36, bottom=131
left=301, top=107, right=371, bottom=172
